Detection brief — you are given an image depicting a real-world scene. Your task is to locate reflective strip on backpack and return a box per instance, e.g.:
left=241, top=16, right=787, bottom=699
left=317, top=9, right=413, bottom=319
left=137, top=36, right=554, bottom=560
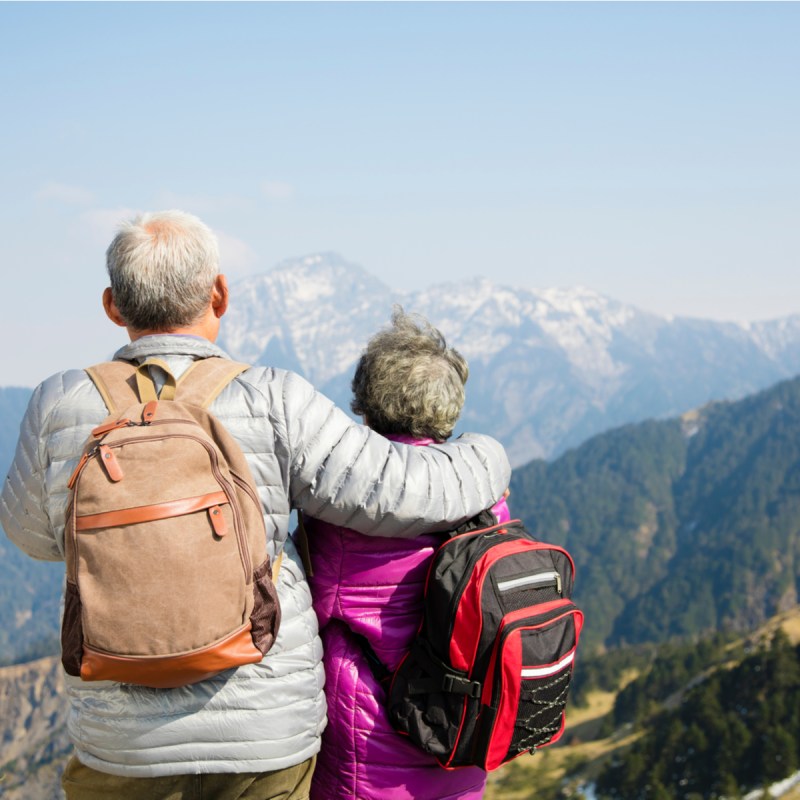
left=521, top=650, right=575, bottom=679
left=497, top=570, right=561, bottom=593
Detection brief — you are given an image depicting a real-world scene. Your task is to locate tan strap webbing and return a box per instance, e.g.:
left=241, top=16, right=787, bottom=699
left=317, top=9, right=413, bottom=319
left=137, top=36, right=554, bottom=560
left=272, top=551, right=284, bottom=583
left=87, top=359, right=176, bottom=411
left=86, top=357, right=250, bottom=413
left=135, top=358, right=177, bottom=402
left=85, top=362, right=140, bottom=414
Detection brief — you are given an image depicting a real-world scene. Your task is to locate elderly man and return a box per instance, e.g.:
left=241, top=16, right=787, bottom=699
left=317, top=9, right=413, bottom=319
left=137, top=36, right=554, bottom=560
left=0, top=210, right=510, bottom=800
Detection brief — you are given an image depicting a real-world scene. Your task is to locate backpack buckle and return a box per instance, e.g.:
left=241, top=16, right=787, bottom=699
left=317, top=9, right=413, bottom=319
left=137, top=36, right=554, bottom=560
left=442, top=674, right=482, bottom=698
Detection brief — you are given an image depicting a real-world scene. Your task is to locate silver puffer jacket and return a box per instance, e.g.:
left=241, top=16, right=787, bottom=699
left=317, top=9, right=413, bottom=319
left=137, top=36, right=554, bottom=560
left=0, top=335, right=510, bottom=778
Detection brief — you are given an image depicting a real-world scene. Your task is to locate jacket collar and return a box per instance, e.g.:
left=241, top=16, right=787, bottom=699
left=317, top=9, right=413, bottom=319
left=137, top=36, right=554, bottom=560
left=113, top=334, right=231, bottom=364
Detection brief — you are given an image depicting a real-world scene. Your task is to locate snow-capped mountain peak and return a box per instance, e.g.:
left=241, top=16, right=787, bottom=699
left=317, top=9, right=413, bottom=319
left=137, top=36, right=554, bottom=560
left=218, top=253, right=800, bottom=464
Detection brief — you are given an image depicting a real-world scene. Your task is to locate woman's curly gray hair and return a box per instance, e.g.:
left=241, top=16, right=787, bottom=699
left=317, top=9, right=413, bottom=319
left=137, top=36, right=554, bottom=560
left=351, top=308, right=468, bottom=442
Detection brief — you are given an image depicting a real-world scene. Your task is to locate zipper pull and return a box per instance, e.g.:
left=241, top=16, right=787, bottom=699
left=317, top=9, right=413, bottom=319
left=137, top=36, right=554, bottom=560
left=142, top=401, right=158, bottom=424
left=208, top=505, right=228, bottom=537
left=91, top=418, right=133, bottom=437
left=99, top=445, right=124, bottom=482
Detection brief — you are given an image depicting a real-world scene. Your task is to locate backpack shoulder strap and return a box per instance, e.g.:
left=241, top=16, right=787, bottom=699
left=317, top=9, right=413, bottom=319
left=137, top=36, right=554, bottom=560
left=86, top=358, right=181, bottom=412
left=85, top=361, right=140, bottom=414
left=451, top=508, right=501, bottom=538
left=294, top=513, right=314, bottom=577
left=172, top=357, right=251, bottom=409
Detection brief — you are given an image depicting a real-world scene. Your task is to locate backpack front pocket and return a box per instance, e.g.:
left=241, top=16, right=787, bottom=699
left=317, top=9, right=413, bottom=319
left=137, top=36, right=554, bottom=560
left=477, top=602, right=583, bottom=770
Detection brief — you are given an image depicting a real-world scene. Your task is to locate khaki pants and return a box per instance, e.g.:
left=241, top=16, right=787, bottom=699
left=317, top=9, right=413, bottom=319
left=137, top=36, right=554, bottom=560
left=61, top=754, right=316, bottom=800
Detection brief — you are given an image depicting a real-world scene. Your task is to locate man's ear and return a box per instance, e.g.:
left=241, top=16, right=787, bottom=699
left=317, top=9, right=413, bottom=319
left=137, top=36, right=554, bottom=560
left=211, top=274, right=229, bottom=319
left=102, top=287, right=127, bottom=328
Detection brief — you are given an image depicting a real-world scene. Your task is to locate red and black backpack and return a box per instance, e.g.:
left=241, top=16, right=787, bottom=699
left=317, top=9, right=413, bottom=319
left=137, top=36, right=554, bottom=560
left=385, top=511, right=583, bottom=771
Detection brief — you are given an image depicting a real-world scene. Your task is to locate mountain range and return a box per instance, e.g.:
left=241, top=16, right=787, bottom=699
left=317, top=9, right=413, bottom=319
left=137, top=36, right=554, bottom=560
left=5, top=254, right=800, bottom=468
left=219, top=253, right=800, bottom=464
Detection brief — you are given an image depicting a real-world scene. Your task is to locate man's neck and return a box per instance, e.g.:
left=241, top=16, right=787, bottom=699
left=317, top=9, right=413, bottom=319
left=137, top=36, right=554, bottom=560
left=130, top=332, right=211, bottom=342
left=127, top=314, right=219, bottom=343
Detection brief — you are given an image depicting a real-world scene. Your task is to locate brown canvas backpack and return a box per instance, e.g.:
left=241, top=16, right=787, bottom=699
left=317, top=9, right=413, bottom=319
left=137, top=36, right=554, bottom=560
left=61, top=357, right=280, bottom=689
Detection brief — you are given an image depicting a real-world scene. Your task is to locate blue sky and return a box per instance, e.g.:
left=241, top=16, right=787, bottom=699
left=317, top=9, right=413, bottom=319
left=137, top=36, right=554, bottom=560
left=1, top=2, right=799, bottom=387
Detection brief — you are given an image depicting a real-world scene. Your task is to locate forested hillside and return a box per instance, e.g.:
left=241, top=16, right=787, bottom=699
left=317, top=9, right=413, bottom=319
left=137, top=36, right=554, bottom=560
left=595, top=630, right=800, bottom=798
left=510, top=374, right=800, bottom=650
left=485, top=612, right=800, bottom=800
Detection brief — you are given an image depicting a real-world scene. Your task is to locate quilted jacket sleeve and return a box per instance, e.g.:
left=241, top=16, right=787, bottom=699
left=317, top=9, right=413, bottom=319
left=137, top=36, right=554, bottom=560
left=1, top=371, right=104, bottom=562
left=0, top=382, right=61, bottom=561
left=281, top=371, right=511, bottom=537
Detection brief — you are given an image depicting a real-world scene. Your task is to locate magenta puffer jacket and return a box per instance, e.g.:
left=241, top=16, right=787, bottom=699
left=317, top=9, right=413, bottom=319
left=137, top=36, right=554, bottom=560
left=306, top=435, right=509, bottom=800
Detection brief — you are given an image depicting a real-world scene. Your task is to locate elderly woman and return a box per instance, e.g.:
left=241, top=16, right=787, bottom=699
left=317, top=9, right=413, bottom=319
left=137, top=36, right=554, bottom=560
left=304, top=309, right=509, bottom=800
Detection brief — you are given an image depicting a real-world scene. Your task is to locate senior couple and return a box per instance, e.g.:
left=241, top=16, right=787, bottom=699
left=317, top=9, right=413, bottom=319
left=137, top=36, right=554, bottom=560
left=0, top=211, right=509, bottom=800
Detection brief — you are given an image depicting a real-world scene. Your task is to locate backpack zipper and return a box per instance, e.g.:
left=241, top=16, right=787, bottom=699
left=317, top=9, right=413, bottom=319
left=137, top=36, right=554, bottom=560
left=441, top=522, right=575, bottom=641
left=446, top=536, right=574, bottom=672
left=70, top=432, right=252, bottom=579
left=231, top=473, right=261, bottom=510
left=442, top=526, right=514, bottom=639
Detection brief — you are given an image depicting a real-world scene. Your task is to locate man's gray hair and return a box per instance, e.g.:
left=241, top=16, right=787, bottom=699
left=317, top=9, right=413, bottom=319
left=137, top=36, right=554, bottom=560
left=351, top=308, right=468, bottom=442
left=106, top=210, right=220, bottom=331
